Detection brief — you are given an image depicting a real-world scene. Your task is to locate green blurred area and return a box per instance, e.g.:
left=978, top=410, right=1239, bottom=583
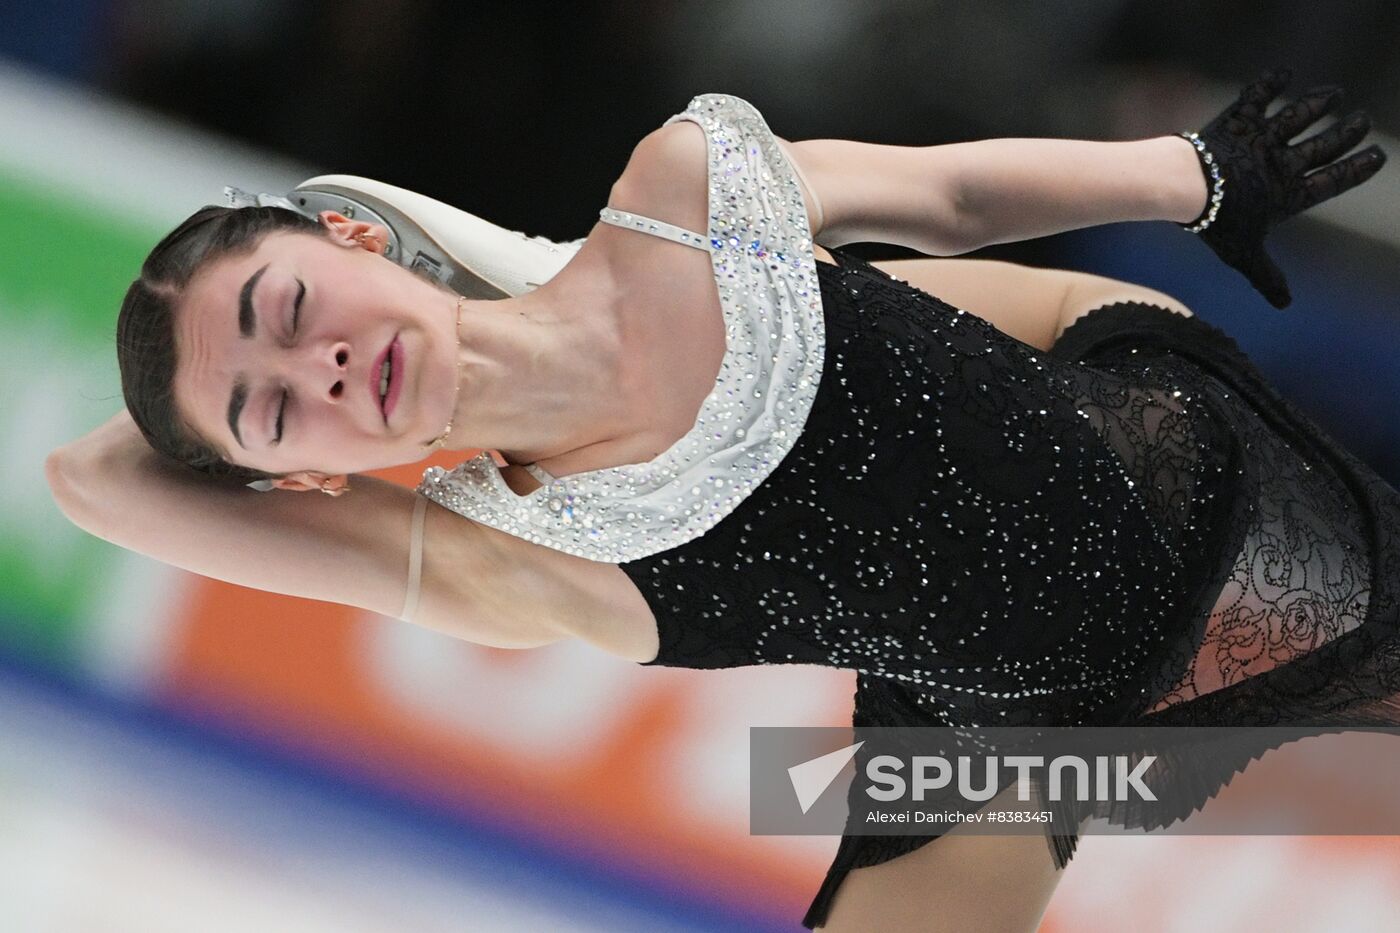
left=0, top=173, right=153, bottom=328
left=0, top=170, right=158, bottom=664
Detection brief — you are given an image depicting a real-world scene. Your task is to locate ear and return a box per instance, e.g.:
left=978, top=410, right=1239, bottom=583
left=269, top=470, right=350, bottom=496
left=315, top=210, right=391, bottom=255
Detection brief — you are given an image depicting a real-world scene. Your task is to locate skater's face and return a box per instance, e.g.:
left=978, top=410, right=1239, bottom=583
left=171, top=223, right=462, bottom=480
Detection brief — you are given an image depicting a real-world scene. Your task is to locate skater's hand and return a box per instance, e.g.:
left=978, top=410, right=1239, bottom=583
left=1182, top=66, right=1387, bottom=309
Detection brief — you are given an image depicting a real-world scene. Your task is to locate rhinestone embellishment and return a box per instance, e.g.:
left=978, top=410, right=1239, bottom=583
left=417, top=94, right=824, bottom=564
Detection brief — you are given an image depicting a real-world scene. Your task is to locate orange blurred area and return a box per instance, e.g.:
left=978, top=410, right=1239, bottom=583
left=150, top=441, right=840, bottom=921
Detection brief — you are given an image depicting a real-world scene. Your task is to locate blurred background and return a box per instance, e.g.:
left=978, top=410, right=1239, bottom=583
left=2, top=1, right=1400, bottom=930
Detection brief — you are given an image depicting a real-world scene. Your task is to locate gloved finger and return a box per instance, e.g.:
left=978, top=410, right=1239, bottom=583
left=1301, top=144, right=1388, bottom=210
left=1249, top=249, right=1292, bottom=309
left=1288, top=111, right=1371, bottom=171
left=1268, top=85, right=1344, bottom=143
left=1237, top=66, right=1295, bottom=117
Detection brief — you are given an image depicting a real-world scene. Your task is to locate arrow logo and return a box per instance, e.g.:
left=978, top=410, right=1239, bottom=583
left=787, top=741, right=864, bottom=814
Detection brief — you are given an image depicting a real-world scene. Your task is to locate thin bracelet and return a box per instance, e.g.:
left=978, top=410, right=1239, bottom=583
left=399, top=494, right=429, bottom=622
left=1175, top=131, right=1225, bottom=234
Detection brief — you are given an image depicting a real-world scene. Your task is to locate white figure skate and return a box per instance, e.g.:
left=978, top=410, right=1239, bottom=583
left=285, top=174, right=585, bottom=299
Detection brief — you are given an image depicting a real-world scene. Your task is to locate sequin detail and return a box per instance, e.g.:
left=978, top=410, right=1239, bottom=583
left=417, top=93, right=824, bottom=563
left=777, top=283, right=1400, bottom=929
left=622, top=255, right=1250, bottom=728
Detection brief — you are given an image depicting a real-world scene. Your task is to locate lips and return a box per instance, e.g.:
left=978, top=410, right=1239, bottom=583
left=369, top=342, right=390, bottom=421
left=385, top=336, right=404, bottom=419
left=368, top=334, right=404, bottom=424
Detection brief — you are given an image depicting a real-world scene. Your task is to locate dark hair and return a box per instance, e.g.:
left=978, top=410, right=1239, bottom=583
left=115, top=205, right=327, bottom=483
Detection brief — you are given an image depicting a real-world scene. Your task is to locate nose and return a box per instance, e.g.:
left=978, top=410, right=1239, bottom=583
left=322, top=341, right=352, bottom=402
left=285, top=339, right=353, bottom=403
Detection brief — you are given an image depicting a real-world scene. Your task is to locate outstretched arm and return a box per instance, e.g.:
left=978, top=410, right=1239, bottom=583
left=787, top=133, right=1207, bottom=256
left=43, top=409, right=578, bottom=650
left=785, top=69, right=1384, bottom=307
left=622, top=119, right=1202, bottom=257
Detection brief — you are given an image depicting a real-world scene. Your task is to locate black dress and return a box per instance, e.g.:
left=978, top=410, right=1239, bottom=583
left=617, top=246, right=1400, bottom=929
left=412, top=91, right=1399, bottom=929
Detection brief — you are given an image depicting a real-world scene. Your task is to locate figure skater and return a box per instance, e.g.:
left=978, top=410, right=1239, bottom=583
left=47, top=68, right=1391, bottom=931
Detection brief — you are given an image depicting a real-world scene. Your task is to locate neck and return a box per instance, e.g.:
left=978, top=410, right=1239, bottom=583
left=443, top=277, right=629, bottom=462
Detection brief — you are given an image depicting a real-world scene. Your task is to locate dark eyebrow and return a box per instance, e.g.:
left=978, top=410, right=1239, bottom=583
left=227, top=262, right=270, bottom=448
left=226, top=381, right=248, bottom=449
left=239, top=263, right=269, bottom=338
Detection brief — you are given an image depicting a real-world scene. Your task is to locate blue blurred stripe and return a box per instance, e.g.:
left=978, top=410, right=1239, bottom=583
left=0, top=632, right=803, bottom=932
left=1058, top=221, right=1400, bottom=486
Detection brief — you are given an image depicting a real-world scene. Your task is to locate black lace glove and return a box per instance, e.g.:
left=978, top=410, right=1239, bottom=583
left=1179, top=66, right=1387, bottom=309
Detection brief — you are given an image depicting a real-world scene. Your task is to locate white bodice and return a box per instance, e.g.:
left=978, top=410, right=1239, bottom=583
left=416, top=93, right=825, bottom=563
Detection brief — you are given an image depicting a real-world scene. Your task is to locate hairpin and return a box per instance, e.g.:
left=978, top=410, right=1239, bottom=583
left=223, top=185, right=306, bottom=215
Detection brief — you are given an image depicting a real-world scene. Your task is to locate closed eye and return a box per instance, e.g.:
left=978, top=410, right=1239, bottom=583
left=291, top=278, right=305, bottom=335
left=273, top=390, right=287, bottom=445
left=274, top=279, right=304, bottom=446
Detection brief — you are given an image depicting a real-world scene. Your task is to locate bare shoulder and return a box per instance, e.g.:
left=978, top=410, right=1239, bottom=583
left=610, top=120, right=834, bottom=261
left=609, top=122, right=710, bottom=236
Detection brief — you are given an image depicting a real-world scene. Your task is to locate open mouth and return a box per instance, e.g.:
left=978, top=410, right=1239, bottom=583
left=371, top=335, right=403, bottom=423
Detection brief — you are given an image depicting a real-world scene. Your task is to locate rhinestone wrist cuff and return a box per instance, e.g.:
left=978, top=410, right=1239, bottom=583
left=1176, top=131, right=1225, bottom=234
